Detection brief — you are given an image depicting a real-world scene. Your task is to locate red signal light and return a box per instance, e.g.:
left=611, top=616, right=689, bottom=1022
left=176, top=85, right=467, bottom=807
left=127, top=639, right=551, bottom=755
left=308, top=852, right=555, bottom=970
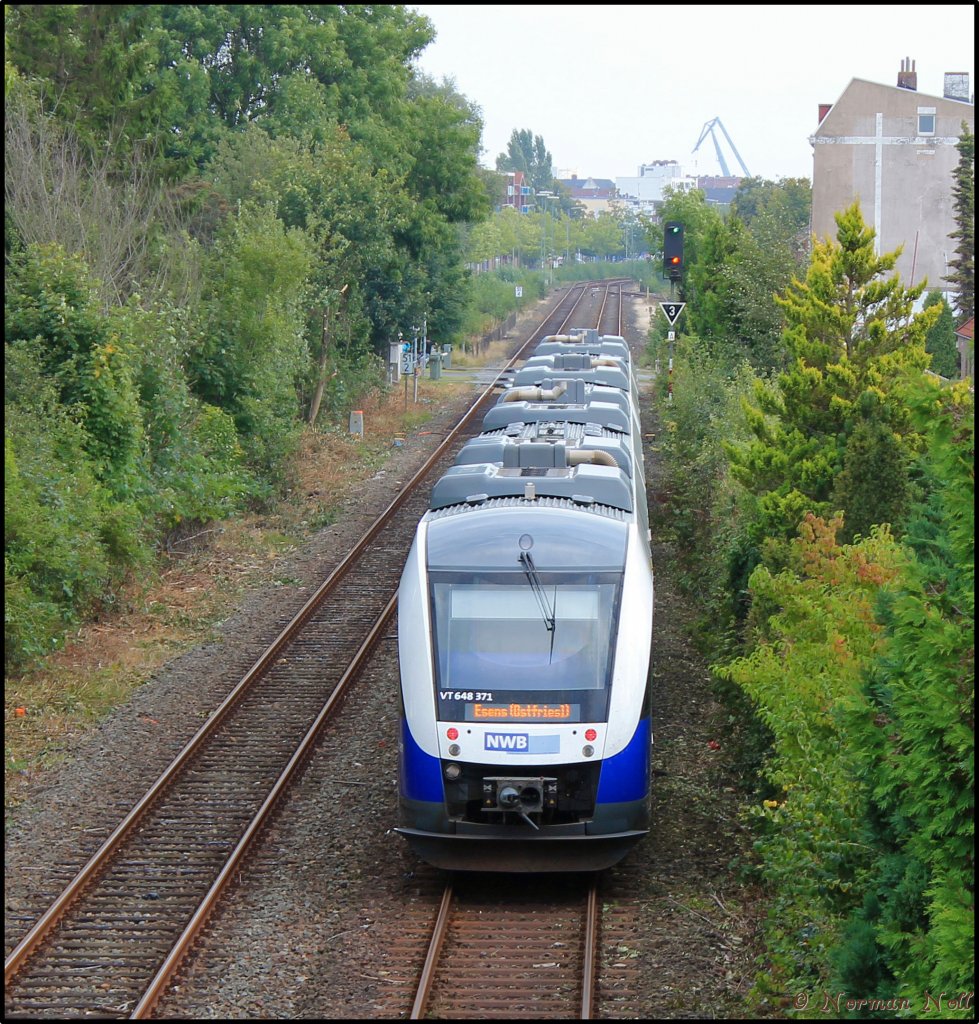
left=664, top=221, right=684, bottom=276
left=447, top=727, right=459, bottom=740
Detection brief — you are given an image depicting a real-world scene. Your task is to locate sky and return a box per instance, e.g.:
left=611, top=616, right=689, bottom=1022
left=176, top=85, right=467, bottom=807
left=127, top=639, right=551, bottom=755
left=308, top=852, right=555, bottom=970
left=408, top=4, right=975, bottom=182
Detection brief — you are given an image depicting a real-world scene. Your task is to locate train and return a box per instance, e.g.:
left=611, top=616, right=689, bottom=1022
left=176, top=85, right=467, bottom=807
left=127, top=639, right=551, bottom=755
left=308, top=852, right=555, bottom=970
left=395, top=327, right=654, bottom=872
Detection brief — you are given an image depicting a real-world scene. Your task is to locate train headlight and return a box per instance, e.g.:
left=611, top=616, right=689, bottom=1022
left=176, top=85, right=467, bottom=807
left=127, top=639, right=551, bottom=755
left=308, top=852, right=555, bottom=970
left=585, top=729, right=597, bottom=741
left=448, top=743, right=461, bottom=757
left=444, top=763, right=462, bottom=780
left=582, top=745, right=594, bottom=757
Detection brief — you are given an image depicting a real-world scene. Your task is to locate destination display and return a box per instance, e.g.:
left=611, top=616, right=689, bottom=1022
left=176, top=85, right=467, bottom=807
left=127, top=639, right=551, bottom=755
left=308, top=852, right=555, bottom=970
left=461, top=702, right=581, bottom=722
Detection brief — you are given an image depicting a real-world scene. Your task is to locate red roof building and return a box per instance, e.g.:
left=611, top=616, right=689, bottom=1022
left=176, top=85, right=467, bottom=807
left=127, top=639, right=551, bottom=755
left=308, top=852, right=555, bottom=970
left=955, top=316, right=974, bottom=381
left=502, top=171, right=532, bottom=213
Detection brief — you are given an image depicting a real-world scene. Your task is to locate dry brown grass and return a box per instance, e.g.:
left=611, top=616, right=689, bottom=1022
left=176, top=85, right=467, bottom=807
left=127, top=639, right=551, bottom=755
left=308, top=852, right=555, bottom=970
left=3, top=374, right=471, bottom=809
left=448, top=337, right=515, bottom=369
left=278, top=376, right=470, bottom=532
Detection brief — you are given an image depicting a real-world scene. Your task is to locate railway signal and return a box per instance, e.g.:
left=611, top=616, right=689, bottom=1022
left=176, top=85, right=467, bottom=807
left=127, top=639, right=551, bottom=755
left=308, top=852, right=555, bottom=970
left=663, top=222, right=684, bottom=279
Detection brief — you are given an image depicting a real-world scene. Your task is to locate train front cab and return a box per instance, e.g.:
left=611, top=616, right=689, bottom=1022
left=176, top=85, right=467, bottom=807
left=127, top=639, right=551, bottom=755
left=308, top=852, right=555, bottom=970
left=396, top=502, right=653, bottom=872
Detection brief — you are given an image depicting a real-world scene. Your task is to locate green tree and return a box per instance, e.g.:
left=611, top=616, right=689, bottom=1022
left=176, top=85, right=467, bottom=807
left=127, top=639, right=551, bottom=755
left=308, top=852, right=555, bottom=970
left=4, top=4, right=217, bottom=174
left=716, top=515, right=905, bottom=997
left=205, top=124, right=409, bottom=358
left=731, top=176, right=811, bottom=246
left=5, top=244, right=143, bottom=490
left=719, top=218, right=799, bottom=371
left=155, top=4, right=433, bottom=167
left=5, top=402, right=113, bottom=670
left=496, top=128, right=555, bottom=193
left=834, top=377, right=974, bottom=1008
left=579, top=211, right=626, bottom=260
left=190, top=203, right=314, bottom=478
left=653, top=180, right=809, bottom=372
left=726, top=202, right=939, bottom=548
left=397, top=73, right=491, bottom=342
left=923, top=289, right=960, bottom=378
left=831, top=414, right=909, bottom=543
left=945, top=123, right=974, bottom=321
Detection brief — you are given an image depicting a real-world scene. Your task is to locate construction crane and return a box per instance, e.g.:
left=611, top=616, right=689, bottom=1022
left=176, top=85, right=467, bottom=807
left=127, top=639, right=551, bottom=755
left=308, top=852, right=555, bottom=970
left=692, top=117, right=751, bottom=178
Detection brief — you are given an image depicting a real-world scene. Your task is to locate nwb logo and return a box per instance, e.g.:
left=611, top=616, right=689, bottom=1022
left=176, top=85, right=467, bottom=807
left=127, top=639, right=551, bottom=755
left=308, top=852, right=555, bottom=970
left=485, top=733, right=528, bottom=750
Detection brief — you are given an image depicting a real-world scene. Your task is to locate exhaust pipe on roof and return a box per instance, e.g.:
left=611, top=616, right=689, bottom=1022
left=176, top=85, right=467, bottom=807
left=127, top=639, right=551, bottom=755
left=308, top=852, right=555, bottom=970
left=502, top=381, right=568, bottom=403
left=567, top=449, right=618, bottom=468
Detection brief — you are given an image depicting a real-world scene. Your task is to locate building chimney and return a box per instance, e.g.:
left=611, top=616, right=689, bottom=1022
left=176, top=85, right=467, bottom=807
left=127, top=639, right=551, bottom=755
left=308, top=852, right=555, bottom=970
left=944, top=72, right=970, bottom=101
left=818, top=103, right=833, bottom=124
left=897, top=57, right=917, bottom=91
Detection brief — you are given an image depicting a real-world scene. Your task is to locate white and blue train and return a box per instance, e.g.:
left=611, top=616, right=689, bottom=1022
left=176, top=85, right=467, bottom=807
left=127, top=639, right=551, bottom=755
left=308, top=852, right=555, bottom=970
left=396, top=330, right=654, bottom=872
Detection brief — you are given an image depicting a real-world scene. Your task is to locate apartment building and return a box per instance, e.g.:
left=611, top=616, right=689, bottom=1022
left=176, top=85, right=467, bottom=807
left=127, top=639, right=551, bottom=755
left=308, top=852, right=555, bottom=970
left=810, top=60, right=974, bottom=303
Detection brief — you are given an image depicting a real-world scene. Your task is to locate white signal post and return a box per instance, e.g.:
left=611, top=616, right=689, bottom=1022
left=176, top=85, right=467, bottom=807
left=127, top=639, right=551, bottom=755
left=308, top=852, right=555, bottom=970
left=659, top=302, right=686, bottom=404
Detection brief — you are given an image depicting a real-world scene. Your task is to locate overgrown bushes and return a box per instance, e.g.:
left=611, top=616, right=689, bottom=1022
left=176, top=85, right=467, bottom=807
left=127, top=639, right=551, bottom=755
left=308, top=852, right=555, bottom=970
left=833, top=380, right=974, bottom=1010
left=4, top=7, right=495, bottom=671
left=3, top=243, right=263, bottom=670
left=650, top=190, right=974, bottom=1013
left=653, top=333, right=761, bottom=652
left=716, top=515, right=906, bottom=997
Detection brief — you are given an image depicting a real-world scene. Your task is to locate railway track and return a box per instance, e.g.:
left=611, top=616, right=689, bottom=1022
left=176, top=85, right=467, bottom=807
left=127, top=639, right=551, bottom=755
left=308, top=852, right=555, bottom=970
left=408, top=876, right=601, bottom=1020
left=5, top=282, right=626, bottom=1019
left=597, top=280, right=625, bottom=337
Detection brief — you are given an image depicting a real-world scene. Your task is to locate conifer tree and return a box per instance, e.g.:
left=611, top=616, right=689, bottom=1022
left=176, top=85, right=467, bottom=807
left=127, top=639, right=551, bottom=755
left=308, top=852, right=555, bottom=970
left=946, top=123, right=975, bottom=322
left=834, top=377, right=974, bottom=1004
left=725, top=202, right=939, bottom=547
left=923, top=290, right=960, bottom=378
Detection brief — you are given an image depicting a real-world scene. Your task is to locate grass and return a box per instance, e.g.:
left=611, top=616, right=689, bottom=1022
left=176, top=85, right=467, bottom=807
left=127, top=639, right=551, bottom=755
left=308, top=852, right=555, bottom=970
left=448, top=336, right=524, bottom=370
left=3, top=373, right=473, bottom=811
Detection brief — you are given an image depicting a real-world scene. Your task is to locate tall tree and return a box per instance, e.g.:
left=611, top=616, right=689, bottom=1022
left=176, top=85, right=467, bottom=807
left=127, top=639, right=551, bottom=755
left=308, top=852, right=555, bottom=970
left=496, top=128, right=555, bottom=193
left=945, top=122, right=974, bottom=322
left=725, top=202, right=939, bottom=547
left=731, top=177, right=811, bottom=239
left=923, top=290, right=960, bottom=378
left=834, top=376, right=974, bottom=1005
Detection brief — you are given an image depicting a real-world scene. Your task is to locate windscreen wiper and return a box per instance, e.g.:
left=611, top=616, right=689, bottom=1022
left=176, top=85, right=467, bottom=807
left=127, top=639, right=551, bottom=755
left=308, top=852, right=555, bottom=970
left=518, top=551, right=554, bottom=632
left=518, top=550, right=557, bottom=661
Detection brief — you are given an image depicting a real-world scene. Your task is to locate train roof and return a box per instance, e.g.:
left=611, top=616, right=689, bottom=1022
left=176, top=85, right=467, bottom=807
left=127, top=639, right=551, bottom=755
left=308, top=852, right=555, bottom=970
left=429, top=461, right=633, bottom=513
left=425, top=500, right=628, bottom=571
left=490, top=377, right=631, bottom=421
left=456, top=421, right=634, bottom=478
left=534, top=338, right=630, bottom=363
left=481, top=398, right=630, bottom=435
left=512, top=358, right=632, bottom=393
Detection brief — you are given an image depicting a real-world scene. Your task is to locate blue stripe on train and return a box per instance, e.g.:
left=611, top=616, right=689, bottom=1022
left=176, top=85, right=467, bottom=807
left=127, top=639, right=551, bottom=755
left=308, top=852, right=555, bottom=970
left=596, top=718, right=650, bottom=804
left=400, top=719, right=445, bottom=802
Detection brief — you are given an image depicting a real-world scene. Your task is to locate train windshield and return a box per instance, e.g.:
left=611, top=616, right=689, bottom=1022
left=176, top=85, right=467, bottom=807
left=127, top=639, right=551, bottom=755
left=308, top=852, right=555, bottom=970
left=430, top=571, right=622, bottom=722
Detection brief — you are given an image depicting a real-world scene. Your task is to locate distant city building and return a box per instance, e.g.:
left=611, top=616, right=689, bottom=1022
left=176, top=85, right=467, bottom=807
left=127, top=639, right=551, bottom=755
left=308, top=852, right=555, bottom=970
left=615, top=161, right=743, bottom=214
left=694, top=175, right=744, bottom=207
left=501, top=170, right=532, bottom=213
left=555, top=174, right=619, bottom=217
left=615, top=161, right=696, bottom=214
left=810, top=60, right=974, bottom=303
